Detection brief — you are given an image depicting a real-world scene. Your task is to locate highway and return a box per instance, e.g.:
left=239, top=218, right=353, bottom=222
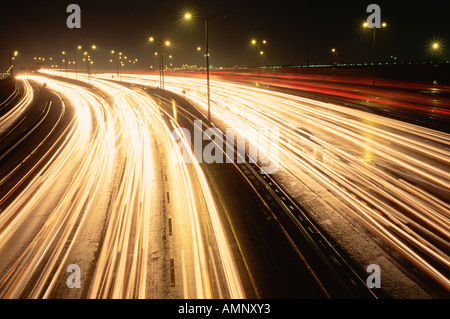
left=0, top=70, right=448, bottom=299
left=0, top=74, right=245, bottom=298
left=92, top=72, right=450, bottom=295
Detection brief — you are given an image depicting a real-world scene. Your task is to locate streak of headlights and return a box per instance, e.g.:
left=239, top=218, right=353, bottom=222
left=0, top=75, right=115, bottom=298
left=83, top=77, right=245, bottom=299
left=97, top=72, right=450, bottom=291
left=34, top=70, right=245, bottom=298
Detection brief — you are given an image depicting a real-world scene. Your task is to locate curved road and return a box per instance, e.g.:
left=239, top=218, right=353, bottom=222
left=0, top=75, right=245, bottom=299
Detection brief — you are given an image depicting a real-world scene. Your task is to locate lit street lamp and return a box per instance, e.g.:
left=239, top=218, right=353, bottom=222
left=111, top=49, right=124, bottom=80
left=431, top=42, right=442, bottom=62
left=9, top=50, right=18, bottom=78
left=331, top=48, right=337, bottom=65
left=363, top=21, right=387, bottom=86
left=185, top=12, right=228, bottom=124
left=74, top=45, right=83, bottom=80
left=251, top=39, right=267, bottom=76
left=2, top=49, right=19, bottom=78
left=82, top=45, right=96, bottom=84
left=62, top=51, right=68, bottom=78
left=149, top=36, right=171, bottom=89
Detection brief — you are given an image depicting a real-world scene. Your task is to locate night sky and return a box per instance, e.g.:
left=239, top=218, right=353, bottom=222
left=1, top=0, right=449, bottom=70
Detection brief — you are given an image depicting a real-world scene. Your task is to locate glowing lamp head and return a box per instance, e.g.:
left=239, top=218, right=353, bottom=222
left=165, top=40, right=171, bottom=46
left=184, top=12, right=192, bottom=20
left=251, top=39, right=256, bottom=45
left=149, top=37, right=154, bottom=42
left=433, top=42, right=439, bottom=49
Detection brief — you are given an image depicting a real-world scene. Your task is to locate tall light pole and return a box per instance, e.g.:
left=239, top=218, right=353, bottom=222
left=9, top=51, right=18, bottom=78
left=149, top=36, right=171, bottom=89
left=82, top=45, right=95, bottom=85
left=431, top=42, right=442, bottom=62
left=74, top=45, right=82, bottom=80
left=185, top=12, right=227, bottom=124
left=162, top=41, right=170, bottom=89
left=196, top=46, right=202, bottom=69
left=364, top=21, right=386, bottom=86
left=62, top=51, right=68, bottom=78
left=251, top=39, right=267, bottom=76
left=111, top=50, right=123, bottom=79
left=331, top=48, right=337, bottom=65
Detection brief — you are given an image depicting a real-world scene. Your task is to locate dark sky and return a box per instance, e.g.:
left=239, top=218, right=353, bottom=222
left=1, top=0, right=449, bottom=70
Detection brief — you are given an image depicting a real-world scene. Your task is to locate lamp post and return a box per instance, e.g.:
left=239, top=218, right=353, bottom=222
left=82, top=45, right=96, bottom=84
left=9, top=51, right=18, bottom=78
left=149, top=36, right=171, bottom=89
left=111, top=50, right=123, bottom=80
left=331, top=48, right=337, bottom=65
left=196, top=46, right=202, bottom=69
left=74, top=45, right=82, bottom=80
left=251, top=39, right=267, bottom=76
left=185, top=12, right=227, bottom=124
left=431, top=42, right=442, bottom=62
left=363, top=21, right=386, bottom=86
left=62, top=51, right=68, bottom=78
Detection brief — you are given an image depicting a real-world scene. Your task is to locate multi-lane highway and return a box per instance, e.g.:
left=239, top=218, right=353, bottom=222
left=94, top=72, right=450, bottom=296
left=0, top=70, right=448, bottom=299
left=0, top=74, right=246, bottom=299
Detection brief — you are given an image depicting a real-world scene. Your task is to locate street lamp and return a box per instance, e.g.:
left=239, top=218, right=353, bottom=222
left=62, top=51, right=68, bottom=78
left=251, top=39, right=267, bottom=76
left=149, top=36, right=171, bottom=89
left=9, top=50, right=18, bottom=78
left=111, top=49, right=123, bottom=80
left=363, top=21, right=387, bottom=86
left=431, top=42, right=441, bottom=59
left=89, top=45, right=96, bottom=82
left=185, top=12, right=227, bottom=124
left=331, top=48, right=337, bottom=65
left=74, top=45, right=82, bottom=80
left=82, top=45, right=96, bottom=84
